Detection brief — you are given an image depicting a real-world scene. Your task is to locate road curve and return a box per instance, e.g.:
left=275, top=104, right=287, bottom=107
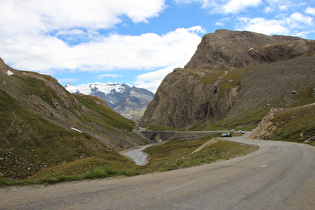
left=1, top=136, right=315, bottom=209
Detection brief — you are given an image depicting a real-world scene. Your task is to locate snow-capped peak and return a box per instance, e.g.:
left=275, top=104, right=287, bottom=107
left=64, top=82, right=154, bottom=121
left=65, top=82, right=129, bottom=95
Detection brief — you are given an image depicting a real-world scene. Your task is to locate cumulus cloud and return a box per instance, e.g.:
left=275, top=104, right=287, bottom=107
left=97, top=74, right=123, bottom=79
left=238, top=12, right=313, bottom=36
left=0, top=26, right=202, bottom=74
left=306, top=7, right=315, bottom=16
left=287, top=12, right=313, bottom=29
left=135, top=65, right=180, bottom=93
left=223, top=0, right=262, bottom=14
left=238, top=17, right=289, bottom=35
left=174, top=0, right=262, bottom=14
left=0, top=0, right=204, bottom=76
left=57, top=78, right=79, bottom=83
left=0, top=0, right=165, bottom=33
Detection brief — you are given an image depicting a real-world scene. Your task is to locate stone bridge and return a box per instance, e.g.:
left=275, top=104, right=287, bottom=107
left=141, top=131, right=176, bottom=141
left=141, top=131, right=228, bottom=142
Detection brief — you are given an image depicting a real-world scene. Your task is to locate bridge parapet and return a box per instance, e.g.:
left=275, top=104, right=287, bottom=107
left=141, top=131, right=227, bottom=142
left=141, top=131, right=176, bottom=141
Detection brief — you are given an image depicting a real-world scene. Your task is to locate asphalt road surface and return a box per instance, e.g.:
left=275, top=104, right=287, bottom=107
left=1, top=136, right=315, bottom=209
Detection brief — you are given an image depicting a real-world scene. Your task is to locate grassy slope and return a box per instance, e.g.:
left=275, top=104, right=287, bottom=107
left=269, top=104, right=315, bottom=145
left=1, top=134, right=256, bottom=186
left=144, top=137, right=257, bottom=171
left=0, top=89, right=126, bottom=178
left=73, top=94, right=135, bottom=132
left=0, top=62, right=148, bottom=180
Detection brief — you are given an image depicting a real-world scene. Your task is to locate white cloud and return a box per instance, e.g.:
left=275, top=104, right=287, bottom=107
left=174, top=0, right=262, bottom=14
left=56, top=29, right=86, bottom=37
left=306, top=7, right=315, bottom=16
left=238, top=17, right=289, bottom=35
left=264, top=6, right=272, bottom=13
left=279, top=4, right=290, bottom=11
left=0, top=0, right=203, bottom=75
left=223, top=0, right=262, bottom=14
left=135, top=65, right=179, bottom=93
left=293, top=31, right=314, bottom=38
left=287, top=12, right=313, bottom=29
left=263, top=0, right=296, bottom=13
left=0, top=0, right=165, bottom=33
left=97, top=74, right=123, bottom=79
left=57, top=78, right=79, bottom=83
left=0, top=26, right=202, bottom=74
left=238, top=12, right=313, bottom=37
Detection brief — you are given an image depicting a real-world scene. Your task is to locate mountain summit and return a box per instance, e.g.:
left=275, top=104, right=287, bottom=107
left=65, top=83, right=154, bottom=121
left=140, top=30, right=315, bottom=129
left=185, top=29, right=315, bottom=70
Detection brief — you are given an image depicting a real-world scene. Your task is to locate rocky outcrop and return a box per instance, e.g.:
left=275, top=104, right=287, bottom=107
left=140, top=30, right=315, bottom=129
left=185, top=29, right=315, bottom=69
left=140, top=69, right=212, bottom=128
left=249, top=103, right=315, bottom=143
left=248, top=108, right=285, bottom=140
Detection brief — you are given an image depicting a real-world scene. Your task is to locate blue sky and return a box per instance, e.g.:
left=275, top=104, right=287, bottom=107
left=1, top=0, right=315, bottom=92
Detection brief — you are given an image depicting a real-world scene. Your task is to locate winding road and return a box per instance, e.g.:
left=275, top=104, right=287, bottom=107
left=1, top=135, right=315, bottom=209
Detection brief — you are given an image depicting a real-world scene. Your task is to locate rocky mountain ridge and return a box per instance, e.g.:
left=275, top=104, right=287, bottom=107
left=185, top=29, right=315, bottom=69
left=140, top=30, right=315, bottom=129
left=65, top=83, right=154, bottom=121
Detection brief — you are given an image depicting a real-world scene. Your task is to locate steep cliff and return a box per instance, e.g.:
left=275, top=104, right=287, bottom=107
left=140, top=30, right=315, bottom=129
left=140, top=68, right=227, bottom=128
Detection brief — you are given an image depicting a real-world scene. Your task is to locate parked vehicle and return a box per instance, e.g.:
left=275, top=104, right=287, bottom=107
left=221, top=133, right=232, bottom=137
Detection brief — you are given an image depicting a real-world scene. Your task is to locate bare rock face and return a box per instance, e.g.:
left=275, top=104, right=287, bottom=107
left=248, top=108, right=285, bottom=140
left=185, top=29, right=315, bottom=69
left=140, top=69, right=214, bottom=128
left=140, top=30, right=315, bottom=129
left=139, top=68, right=239, bottom=128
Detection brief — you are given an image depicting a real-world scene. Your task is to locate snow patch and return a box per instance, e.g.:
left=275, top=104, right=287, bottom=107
left=71, top=127, right=83, bottom=133
left=7, top=70, right=14, bottom=76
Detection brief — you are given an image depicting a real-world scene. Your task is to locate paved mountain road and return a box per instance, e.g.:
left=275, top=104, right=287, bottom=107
left=1, top=136, right=315, bottom=209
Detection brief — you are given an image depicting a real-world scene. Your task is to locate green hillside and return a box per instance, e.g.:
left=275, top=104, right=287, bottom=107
left=249, top=104, right=315, bottom=145
left=0, top=59, right=149, bottom=179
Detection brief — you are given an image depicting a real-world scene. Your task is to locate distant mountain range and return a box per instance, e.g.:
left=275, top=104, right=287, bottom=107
left=65, top=83, right=154, bottom=121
